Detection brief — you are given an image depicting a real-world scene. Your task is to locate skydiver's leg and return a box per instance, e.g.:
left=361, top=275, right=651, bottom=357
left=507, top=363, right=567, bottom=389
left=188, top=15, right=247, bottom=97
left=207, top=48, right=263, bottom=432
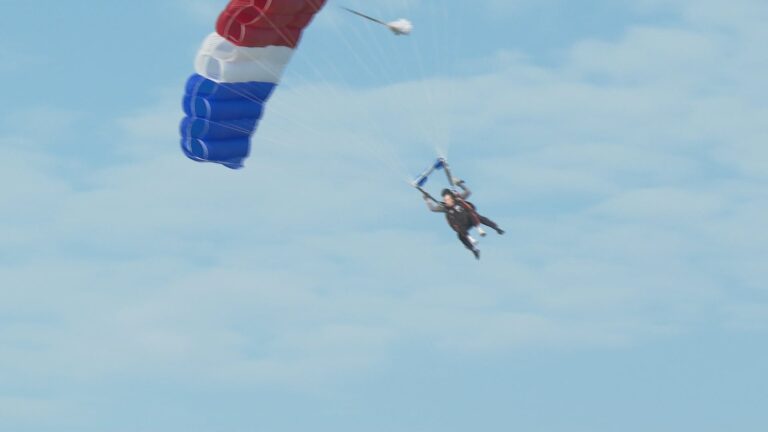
left=457, top=231, right=481, bottom=259
left=478, top=215, right=504, bottom=235
left=457, top=232, right=474, bottom=250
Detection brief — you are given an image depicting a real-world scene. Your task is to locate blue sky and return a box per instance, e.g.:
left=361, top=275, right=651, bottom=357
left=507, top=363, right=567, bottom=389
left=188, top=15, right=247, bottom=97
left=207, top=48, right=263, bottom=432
left=1, top=0, right=767, bottom=431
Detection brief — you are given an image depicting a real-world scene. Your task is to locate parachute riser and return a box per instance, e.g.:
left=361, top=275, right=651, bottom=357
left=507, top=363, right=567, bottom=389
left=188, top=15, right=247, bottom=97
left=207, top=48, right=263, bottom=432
left=415, top=186, right=438, bottom=203
left=439, top=158, right=456, bottom=188
left=412, top=158, right=446, bottom=188
left=412, top=158, right=463, bottom=202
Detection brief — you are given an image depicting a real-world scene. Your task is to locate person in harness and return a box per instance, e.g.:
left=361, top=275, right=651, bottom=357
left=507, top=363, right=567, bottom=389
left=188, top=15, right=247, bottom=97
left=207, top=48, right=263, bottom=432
left=422, top=179, right=504, bottom=260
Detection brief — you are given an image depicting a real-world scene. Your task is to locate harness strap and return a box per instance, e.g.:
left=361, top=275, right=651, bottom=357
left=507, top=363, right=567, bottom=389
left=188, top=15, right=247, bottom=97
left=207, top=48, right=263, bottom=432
left=457, top=196, right=482, bottom=226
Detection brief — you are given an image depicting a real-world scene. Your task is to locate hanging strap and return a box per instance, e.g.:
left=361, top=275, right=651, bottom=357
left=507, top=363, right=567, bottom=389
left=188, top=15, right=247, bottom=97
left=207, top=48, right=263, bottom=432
left=415, top=185, right=439, bottom=203
left=341, top=7, right=388, bottom=26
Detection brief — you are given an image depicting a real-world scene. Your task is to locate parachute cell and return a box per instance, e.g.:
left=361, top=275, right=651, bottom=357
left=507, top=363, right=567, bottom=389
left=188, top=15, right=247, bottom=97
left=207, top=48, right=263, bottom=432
left=181, top=0, right=327, bottom=169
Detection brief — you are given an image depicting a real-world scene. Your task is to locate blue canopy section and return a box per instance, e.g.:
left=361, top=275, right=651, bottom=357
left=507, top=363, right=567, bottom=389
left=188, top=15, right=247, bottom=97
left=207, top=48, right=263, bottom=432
left=180, top=74, right=277, bottom=169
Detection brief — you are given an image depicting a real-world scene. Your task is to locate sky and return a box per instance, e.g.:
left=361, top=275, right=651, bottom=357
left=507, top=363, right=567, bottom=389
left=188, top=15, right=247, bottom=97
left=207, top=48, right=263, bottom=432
left=1, top=0, right=767, bottom=431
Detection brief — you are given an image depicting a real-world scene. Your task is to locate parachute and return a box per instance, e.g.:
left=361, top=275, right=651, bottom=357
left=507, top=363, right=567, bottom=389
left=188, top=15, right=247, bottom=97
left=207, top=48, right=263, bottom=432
left=180, top=0, right=327, bottom=169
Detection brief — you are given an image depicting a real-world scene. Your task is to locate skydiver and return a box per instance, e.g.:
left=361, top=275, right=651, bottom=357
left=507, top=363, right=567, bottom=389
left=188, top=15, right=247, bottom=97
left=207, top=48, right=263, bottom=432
left=422, top=180, right=504, bottom=260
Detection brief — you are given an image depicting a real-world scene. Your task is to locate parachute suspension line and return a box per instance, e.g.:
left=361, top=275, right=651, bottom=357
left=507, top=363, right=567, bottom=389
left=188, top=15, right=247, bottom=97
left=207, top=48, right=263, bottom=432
left=347, top=0, right=441, bottom=161
left=336, top=12, right=435, bottom=153
left=197, top=0, right=434, bottom=181
left=229, top=5, right=356, bottom=111
left=186, top=81, right=329, bottom=143
left=292, top=54, right=412, bottom=178
left=341, top=0, right=441, bottom=165
left=399, top=0, right=444, bottom=156
left=326, top=9, right=401, bottom=92
left=185, top=1, right=409, bottom=176
left=434, top=0, right=455, bottom=158
left=194, top=74, right=340, bottom=147
left=362, top=0, right=438, bottom=152
left=289, top=1, right=423, bottom=178
left=435, top=3, right=463, bottom=159
left=341, top=3, right=410, bottom=83
left=190, top=22, right=346, bottom=147
left=231, top=3, right=411, bottom=179
left=340, top=0, right=462, bottom=177
left=218, top=86, right=326, bottom=139
left=297, top=20, right=410, bottom=177
left=216, top=81, right=408, bottom=180
left=365, top=0, right=442, bottom=155
left=316, top=4, right=420, bottom=178
left=422, top=0, right=455, bottom=159
left=247, top=9, right=348, bottom=106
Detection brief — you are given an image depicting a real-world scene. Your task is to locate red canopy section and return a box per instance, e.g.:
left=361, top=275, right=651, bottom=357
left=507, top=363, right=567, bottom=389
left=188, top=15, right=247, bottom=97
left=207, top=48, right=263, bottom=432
left=216, top=0, right=327, bottom=48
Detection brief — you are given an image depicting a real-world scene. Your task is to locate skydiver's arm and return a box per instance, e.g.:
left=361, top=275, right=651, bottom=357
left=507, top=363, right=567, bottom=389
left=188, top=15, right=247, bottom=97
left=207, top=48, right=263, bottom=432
left=456, top=181, right=471, bottom=199
left=424, top=197, right=446, bottom=213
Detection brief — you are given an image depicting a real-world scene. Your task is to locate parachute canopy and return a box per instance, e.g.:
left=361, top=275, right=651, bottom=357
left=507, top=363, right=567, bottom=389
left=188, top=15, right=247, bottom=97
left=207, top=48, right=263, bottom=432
left=181, top=0, right=327, bottom=169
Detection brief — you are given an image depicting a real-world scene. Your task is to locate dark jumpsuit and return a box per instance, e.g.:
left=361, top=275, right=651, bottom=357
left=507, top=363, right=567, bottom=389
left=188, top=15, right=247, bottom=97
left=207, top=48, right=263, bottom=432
left=424, top=183, right=501, bottom=251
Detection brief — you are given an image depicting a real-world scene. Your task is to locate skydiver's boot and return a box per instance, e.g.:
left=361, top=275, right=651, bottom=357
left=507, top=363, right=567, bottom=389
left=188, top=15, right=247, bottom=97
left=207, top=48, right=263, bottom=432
left=478, top=215, right=503, bottom=236
left=472, top=248, right=481, bottom=260
left=477, top=227, right=487, bottom=237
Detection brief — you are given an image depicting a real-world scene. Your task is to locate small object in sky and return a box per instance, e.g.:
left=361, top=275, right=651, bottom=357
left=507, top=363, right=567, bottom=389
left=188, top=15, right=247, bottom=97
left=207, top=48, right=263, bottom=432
left=342, top=7, right=413, bottom=36
left=386, top=18, right=413, bottom=36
